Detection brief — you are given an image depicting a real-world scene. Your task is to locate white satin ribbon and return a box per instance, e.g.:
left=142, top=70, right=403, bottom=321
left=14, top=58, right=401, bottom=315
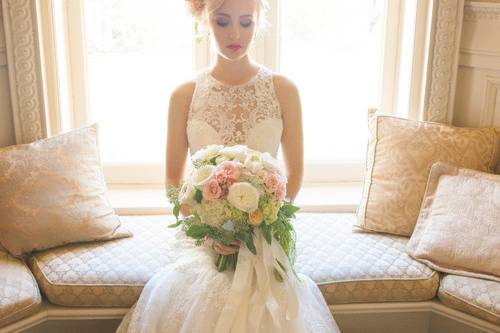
left=214, top=231, right=301, bottom=333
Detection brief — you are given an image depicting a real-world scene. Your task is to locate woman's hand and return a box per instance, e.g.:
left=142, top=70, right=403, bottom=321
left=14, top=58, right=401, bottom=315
left=179, top=203, right=192, bottom=217
left=205, top=237, right=241, bottom=255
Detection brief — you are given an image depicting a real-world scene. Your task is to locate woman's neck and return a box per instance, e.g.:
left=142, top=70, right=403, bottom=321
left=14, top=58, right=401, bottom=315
left=210, top=55, right=259, bottom=85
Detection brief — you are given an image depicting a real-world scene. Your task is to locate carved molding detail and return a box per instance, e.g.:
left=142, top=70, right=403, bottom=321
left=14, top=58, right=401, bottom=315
left=464, top=2, right=500, bottom=21
left=2, top=0, right=47, bottom=143
left=424, top=0, right=465, bottom=124
left=480, top=76, right=500, bottom=127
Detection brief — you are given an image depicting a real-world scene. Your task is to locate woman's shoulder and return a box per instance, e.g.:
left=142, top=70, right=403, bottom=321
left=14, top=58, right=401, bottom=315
left=171, top=80, right=196, bottom=99
left=270, top=72, right=300, bottom=103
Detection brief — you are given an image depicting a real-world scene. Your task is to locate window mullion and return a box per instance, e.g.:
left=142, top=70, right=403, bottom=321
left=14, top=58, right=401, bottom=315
left=63, top=0, right=90, bottom=128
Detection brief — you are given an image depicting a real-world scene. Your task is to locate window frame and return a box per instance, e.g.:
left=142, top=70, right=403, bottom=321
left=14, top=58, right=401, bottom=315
left=38, top=0, right=433, bottom=186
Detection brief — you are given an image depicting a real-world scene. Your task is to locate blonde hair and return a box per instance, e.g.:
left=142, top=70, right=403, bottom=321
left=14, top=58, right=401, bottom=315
left=186, top=0, right=270, bottom=38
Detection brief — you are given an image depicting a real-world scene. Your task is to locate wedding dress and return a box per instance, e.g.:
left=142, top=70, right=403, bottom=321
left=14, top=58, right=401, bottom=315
left=116, top=64, right=341, bottom=333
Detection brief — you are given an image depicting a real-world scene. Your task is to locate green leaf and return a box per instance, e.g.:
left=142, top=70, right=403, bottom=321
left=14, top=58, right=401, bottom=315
left=173, top=202, right=180, bottom=219
left=210, top=155, right=219, bottom=165
left=168, top=220, right=182, bottom=228
left=273, top=268, right=284, bottom=283
left=245, top=237, right=257, bottom=254
left=261, top=224, right=272, bottom=245
left=186, top=224, right=211, bottom=239
left=280, top=204, right=300, bottom=217
left=194, top=189, right=203, bottom=203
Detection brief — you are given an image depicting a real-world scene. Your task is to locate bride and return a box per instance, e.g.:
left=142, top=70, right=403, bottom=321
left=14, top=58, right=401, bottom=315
left=116, top=0, right=341, bottom=332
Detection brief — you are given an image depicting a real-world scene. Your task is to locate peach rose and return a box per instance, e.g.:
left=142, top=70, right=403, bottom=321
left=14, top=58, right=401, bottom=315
left=248, top=209, right=264, bottom=226
left=203, top=179, right=222, bottom=200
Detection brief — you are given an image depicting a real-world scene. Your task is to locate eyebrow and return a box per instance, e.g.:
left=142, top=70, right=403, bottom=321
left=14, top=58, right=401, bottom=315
left=214, top=13, right=253, bottom=18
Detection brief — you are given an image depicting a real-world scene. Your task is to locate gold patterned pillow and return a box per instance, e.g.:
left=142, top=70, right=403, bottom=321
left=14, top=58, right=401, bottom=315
left=0, top=124, right=131, bottom=257
left=407, top=162, right=500, bottom=282
left=356, top=109, right=500, bottom=236
left=496, top=129, right=500, bottom=174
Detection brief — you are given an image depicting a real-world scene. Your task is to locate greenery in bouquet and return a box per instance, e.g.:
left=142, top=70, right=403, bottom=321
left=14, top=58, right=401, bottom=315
left=166, top=145, right=300, bottom=282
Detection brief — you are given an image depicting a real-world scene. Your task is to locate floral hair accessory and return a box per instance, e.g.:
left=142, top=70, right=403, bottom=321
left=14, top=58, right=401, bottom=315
left=186, top=0, right=206, bottom=17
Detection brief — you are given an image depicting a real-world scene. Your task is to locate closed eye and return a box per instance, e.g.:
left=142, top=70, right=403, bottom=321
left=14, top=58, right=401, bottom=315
left=240, top=20, right=253, bottom=28
left=216, top=19, right=230, bottom=27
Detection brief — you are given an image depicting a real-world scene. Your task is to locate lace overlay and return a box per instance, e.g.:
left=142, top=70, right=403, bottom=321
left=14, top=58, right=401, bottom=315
left=116, top=228, right=340, bottom=333
left=187, top=65, right=283, bottom=157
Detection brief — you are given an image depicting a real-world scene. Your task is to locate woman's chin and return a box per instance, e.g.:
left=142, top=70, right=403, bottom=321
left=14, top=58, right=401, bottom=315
left=218, top=50, right=249, bottom=61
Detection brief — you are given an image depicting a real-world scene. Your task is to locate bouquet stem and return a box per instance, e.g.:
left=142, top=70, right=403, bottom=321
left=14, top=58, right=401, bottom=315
left=216, top=253, right=239, bottom=272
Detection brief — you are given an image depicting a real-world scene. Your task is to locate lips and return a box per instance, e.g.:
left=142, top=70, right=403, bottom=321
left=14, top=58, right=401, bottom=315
left=227, top=44, right=242, bottom=51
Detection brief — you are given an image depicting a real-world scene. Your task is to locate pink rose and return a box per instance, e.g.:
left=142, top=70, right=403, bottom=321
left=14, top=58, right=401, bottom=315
left=179, top=183, right=194, bottom=204
left=276, top=182, right=286, bottom=200
left=218, top=161, right=240, bottom=181
left=264, top=173, right=280, bottom=193
left=216, top=169, right=227, bottom=184
left=203, top=179, right=222, bottom=200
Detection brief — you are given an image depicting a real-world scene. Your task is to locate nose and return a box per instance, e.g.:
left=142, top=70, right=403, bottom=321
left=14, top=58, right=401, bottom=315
left=228, top=24, right=240, bottom=40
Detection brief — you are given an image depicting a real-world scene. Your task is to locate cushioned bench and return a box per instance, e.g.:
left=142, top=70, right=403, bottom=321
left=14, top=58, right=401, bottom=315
left=1, top=213, right=498, bottom=331
left=0, top=250, right=41, bottom=328
left=28, top=214, right=439, bottom=307
left=438, top=275, right=500, bottom=326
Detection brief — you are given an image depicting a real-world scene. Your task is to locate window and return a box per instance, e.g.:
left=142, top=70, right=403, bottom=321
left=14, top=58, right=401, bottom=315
left=43, top=0, right=426, bottom=185
left=84, top=0, right=193, bottom=164
left=280, top=0, right=385, bottom=161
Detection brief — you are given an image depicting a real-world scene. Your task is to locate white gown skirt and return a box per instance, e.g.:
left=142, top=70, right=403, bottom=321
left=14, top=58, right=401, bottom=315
left=116, top=228, right=341, bottom=333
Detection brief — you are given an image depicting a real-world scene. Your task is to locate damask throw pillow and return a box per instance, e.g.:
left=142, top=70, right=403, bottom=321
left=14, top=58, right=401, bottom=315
left=407, top=162, right=500, bottom=282
left=0, top=124, right=131, bottom=257
left=355, top=109, right=500, bottom=236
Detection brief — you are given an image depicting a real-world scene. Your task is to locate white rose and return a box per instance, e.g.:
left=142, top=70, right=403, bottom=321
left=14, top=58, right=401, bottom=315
left=192, top=165, right=216, bottom=187
left=220, top=145, right=248, bottom=163
left=192, top=145, right=224, bottom=162
left=227, top=182, right=260, bottom=213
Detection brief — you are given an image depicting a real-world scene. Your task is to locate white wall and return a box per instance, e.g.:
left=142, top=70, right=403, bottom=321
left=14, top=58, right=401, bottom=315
left=0, top=2, right=15, bottom=148
left=454, top=0, right=500, bottom=127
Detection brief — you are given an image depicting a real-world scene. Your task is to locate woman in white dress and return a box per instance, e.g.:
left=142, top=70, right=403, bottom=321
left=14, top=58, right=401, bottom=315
left=116, top=0, right=341, bottom=332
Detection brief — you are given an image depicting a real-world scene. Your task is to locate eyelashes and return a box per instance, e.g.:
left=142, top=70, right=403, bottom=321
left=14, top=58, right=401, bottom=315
left=215, top=19, right=253, bottom=28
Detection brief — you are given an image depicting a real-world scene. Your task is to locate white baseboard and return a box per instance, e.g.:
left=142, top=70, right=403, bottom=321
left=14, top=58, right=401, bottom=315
left=2, top=300, right=498, bottom=333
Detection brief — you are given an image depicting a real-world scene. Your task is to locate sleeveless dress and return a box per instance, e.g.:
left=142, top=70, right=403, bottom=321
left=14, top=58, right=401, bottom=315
left=115, top=64, right=341, bottom=333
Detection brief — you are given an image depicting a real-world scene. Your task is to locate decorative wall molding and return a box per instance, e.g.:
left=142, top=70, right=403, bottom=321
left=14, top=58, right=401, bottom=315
left=0, top=48, right=6, bottom=66
left=2, top=0, right=47, bottom=144
left=464, top=1, right=500, bottom=21
left=480, top=76, right=500, bottom=126
left=423, top=0, right=465, bottom=124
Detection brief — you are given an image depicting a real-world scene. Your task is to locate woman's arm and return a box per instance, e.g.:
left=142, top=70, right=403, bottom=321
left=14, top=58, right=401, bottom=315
left=273, top=75, right=304, bottom=202
left=165, top=81, right=195, bottom=189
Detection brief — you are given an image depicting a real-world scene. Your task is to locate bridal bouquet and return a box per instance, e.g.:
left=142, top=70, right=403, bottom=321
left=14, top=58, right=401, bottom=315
left=166, top=145, right=300, bottom=281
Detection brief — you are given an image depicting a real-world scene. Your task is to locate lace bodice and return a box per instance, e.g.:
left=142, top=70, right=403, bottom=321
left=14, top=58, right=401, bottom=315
left=187, top=65, right=283, bottom=158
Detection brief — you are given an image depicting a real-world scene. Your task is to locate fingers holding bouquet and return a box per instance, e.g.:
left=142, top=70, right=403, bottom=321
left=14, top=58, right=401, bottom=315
left=207, top=237, right=241, bottom=255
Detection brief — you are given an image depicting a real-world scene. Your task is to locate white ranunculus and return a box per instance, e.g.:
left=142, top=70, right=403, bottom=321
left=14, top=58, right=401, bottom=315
left=261, top=152, right=281, bottom=173
left=244, top=153, right=263, bottom=173
left=227, top=182, right=260, bottom=213
left=192, top=165, right=216, bottom=187
left=220, top=145, right=248, bottom=162
left=192, top=144, right=224, bottom=162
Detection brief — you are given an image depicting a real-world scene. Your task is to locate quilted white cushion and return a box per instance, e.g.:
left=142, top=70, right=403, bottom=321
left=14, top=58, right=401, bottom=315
left=30, top=214, right=438, bottom=307
left=439, top=275, right=500, bottom=325
left=295, top=214, right=439, bottom=304
left=0, top=249, right=41, bottom=328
